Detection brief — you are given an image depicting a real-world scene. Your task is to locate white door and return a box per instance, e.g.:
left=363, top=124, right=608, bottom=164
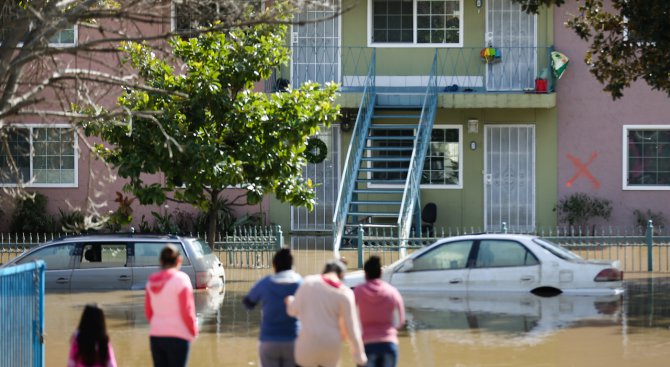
left=484, top=125, right=535, bottom=232
left=291, top=126, right=341, bottom=231
left=486, top=0, right=537, bottom=91
left=291, top=0, right=340, bottom=87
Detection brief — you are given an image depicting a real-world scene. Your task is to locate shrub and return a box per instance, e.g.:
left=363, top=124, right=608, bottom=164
left=634, top=209, right=666, bottom=234
left=555, top=193, right=613, bottom=232
left=10, top=192, right=57, bottom=233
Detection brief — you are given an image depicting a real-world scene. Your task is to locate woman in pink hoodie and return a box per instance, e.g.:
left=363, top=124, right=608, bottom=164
left=354, top=256, right=405, bottom=367
left=145, top=244, right=198, bottom=367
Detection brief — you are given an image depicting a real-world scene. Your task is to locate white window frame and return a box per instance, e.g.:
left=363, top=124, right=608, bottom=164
left=48, top=25, right=78, bottom=47
left=369, top=124, right=463, bottom=189
left=622, top=125, right=670, bottom=191
left=0, top=124, right=79, bottom=188
left=367, top=0, right=464, bottom=48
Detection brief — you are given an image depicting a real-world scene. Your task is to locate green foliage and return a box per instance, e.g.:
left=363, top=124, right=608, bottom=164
left=83, top=19, right=339, bottom=243
left=555, top=192, right=613, bottom=229
left=10, top=193, right=57, bottom=233
left=634, top=209, right=666, bottom=232
left=58, top=208, right=86, bottom=233
left=513, top=0, right=670, bottom=99
left=106, top=192, right=136, bottom=232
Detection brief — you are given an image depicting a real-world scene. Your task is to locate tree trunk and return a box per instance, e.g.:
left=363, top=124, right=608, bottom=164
left=207, top=189, right=220, bottom=248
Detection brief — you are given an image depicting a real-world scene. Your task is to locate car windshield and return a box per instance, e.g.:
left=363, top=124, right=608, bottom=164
left=193, top=239, right=213, bottom=256
left=532, top=238, right=583, bottom=261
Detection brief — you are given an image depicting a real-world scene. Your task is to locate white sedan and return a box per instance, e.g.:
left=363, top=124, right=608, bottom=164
left=345, top=234, right=624, bottom=295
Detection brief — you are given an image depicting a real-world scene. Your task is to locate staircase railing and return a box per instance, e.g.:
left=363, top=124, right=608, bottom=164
left=397, top=50, right=439, bottom=254
left=332, top=50, right=376, bottom=258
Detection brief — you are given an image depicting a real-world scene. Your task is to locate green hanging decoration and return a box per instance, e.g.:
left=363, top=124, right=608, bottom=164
left=304, top=137, right=328, bottom=164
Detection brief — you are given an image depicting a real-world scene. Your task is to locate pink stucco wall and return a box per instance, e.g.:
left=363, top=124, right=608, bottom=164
left=555, top=2, right=670, bottom=228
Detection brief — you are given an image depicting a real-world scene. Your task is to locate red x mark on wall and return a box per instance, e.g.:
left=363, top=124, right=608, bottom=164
left=566, top=152, right=601, bottom=189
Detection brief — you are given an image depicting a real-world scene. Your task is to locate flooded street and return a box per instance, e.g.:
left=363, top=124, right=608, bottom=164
left=44, top=273, right=670, bottom=367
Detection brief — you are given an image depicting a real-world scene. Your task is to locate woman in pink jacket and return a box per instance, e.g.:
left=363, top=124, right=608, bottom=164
left=354, top=256, right=405, bottom=367
left=145, top=244, right=198, bottom=367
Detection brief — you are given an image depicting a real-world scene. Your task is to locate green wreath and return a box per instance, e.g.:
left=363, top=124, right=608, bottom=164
left=304, top=137, right=328, bottom=164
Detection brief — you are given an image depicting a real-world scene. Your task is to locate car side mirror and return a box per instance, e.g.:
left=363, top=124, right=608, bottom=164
left=397, top=259, right=414, bottom=273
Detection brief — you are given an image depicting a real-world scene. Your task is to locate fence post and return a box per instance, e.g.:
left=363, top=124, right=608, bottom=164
left=647, top=219, right=654, bottom=272
left=275, top=225, right=283, bottom=250
left=502, top=222, right=508, bottom=234
left=357, top=224, right=364, bottom=269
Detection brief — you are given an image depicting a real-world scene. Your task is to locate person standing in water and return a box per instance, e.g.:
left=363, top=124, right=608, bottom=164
left=354, top=256, right=405, bottom=367
left=286, top=259, right=367, bottom=367
left=243, top=248, right=303, bottom=367
left=145, top=244, right=198, bottom=367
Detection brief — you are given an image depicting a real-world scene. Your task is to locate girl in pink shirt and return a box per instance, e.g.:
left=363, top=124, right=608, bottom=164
left=67, top=304, right=117, bottom=367
left=354, top=256, right=405, bottom=367
left=145, top=244, right=198, bottom=367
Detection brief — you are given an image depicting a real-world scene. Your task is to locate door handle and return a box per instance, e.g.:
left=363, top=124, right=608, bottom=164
left=118, top=275, right=131, bottom=281
left=449, top=278, right=463, bottom=284
left=520, top=276, right=535, bottom=282
left=56, top=277, right=69, bottom=284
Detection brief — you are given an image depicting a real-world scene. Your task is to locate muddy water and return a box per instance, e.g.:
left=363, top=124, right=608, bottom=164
left=44, top=274, right=670, bottom=367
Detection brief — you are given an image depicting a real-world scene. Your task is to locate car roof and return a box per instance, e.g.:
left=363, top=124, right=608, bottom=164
left=434, top=233, right=541, bottom=242
left=37, top=233, right=198, bottom=246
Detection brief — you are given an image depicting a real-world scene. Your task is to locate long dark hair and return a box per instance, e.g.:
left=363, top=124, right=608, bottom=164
left=76, top=304, right=111, bottom=366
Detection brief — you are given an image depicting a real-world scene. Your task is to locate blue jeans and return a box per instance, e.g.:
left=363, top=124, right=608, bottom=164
left=364, top=342, right=398, bottom=367
left=150, top=336, right=190, bottom=367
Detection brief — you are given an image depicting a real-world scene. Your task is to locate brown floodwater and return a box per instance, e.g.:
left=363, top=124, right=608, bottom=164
left=44, top=271, right=670, bottom=367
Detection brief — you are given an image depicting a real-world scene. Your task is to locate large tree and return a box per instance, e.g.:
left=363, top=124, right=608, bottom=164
left=514, top=0, right=670, bottom=99
left=0, top=0, right=339, bottom=225
left=83, top=22, right=339, bottom=245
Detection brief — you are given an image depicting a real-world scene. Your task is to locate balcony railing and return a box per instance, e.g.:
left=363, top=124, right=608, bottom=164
left=266, top=46, right=555, bottom=94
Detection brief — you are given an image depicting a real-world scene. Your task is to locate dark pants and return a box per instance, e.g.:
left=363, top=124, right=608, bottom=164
left=364, top=342, right=398, bottom=367
left=150, top=336, right=190, bottom=367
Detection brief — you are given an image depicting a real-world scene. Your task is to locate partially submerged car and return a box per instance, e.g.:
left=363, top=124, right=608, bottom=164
left=345, top=234, right=623, bottom=295
left=1, top=233, right=225, bottom=291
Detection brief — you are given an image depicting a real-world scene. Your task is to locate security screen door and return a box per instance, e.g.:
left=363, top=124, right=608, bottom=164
left=291, top=0, right=340, bottom=87
left=486, top=0, right=537, bottom=91
left=484, top=125, right=535, bottom=233
left=291, top=126, right=341, bottom=231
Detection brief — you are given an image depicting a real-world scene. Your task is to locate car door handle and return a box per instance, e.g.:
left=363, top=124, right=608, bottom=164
left=449, top=278, right=463, bottom=284
left=118, top=275, right=131, bottom=281
left=56, top=277, right=69, bottom=284
left=520, top=276, right=535, bottom=282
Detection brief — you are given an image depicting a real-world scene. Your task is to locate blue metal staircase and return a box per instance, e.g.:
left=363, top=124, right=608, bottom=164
left=333, top=50, right=439, bottom=257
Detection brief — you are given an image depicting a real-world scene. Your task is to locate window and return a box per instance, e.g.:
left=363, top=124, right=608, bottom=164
left=370, top=0, right=463, bottom=46
left=624, top=126, right=670, bottom=189
left=17, top=243, right=75, bottom=270
left=134, top=242, right=190, bottom=267
left=369, top=125, right=462, bottom=188
left=413, top=240, right=473, bottom=271
left=475, top=240, right=538, bottom=268
left=0, top=125, right=78, bottom=187
left=80, top=244, right=128, bottom=268
left=0, top=6, right=76, bottom=46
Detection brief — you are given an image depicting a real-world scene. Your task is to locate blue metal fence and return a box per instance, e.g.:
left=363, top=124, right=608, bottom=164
left=0, top=260, right=45, bottom=367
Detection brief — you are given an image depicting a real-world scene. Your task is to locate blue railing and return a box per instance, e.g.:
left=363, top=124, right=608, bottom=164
left=0, top=260, right=45, bottom=367
left=397, top=50, right=439, bottom=255
left=266, top=46, right=554, bottom=93
left=332, top=50, right=377, bottom=258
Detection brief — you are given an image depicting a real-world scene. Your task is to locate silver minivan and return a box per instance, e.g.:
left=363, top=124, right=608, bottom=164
left=2, top=234, right=225, bottom=291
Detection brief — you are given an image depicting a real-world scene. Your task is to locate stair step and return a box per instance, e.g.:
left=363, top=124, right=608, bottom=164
left=359, top=168, right=408, bottom=173
left=353, top=189, right=404, bottom=194
left=372, top=114, right=421, bottom=119
left=369, top=124, right=418, bottom=129
left=356, top=179, right=407, bottom=184
left=367, top=136, right=415, bottom=141
left=364, top=146, right=414, bottom=151
left=361, top=157, right=411, bottom=162
left=350, top=201, right=402, bottom=205
left=348, top=212, right=399, bottom=217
